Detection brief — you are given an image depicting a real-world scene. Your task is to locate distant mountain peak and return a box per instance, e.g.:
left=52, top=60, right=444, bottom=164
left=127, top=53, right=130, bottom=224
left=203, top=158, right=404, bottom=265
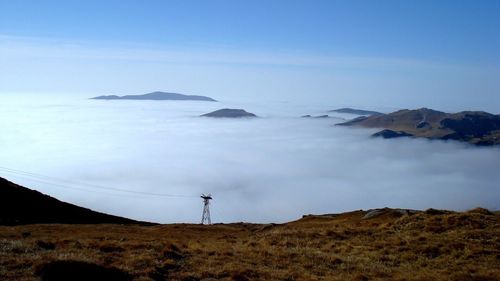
left=328, top=108, right=382, bottom=116
left=91, top=92, right=217, bottom=102
left=201, top=108, right=257, bottom=118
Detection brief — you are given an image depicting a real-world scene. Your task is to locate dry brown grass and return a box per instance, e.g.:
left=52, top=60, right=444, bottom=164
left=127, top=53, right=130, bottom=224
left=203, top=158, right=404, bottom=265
left=0, top=208, right=499, bottom=281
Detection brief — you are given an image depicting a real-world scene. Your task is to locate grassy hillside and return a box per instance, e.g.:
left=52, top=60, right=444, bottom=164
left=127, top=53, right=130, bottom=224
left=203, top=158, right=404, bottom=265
left=1, top=208, right=498, bottom=281
left=337, top=108, right=500, bottom=145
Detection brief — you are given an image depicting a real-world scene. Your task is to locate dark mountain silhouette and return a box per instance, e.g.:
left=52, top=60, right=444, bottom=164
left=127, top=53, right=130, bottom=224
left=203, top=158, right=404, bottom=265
left=91, top=91, right=216, bottom=102
left=201, top=109, right=257, bottom=118
left=329, top=108, right=382, bottom=116
left=337, top=108, right=500, bottom=145
left=372, top=129, right=413, bottom=139
left=0, top=177, right=152, bottom=225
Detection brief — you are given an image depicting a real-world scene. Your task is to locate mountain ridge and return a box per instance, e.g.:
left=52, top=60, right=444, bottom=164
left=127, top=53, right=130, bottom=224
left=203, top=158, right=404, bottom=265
left=337, top=108, right=500, bottom=145
left=328, top=108, right=382, bottom=116
left=91, top=91, right=217, bottom=102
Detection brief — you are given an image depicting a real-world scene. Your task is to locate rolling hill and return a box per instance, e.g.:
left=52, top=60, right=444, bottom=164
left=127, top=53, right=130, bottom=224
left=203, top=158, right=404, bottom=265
left=201, top=109, right=257, bottom=118
left=337, top=108, right=500, bottom=145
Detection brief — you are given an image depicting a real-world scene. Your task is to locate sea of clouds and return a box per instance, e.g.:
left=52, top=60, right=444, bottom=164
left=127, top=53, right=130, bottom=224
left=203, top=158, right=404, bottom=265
left=0, top=94, right=499, bottom=223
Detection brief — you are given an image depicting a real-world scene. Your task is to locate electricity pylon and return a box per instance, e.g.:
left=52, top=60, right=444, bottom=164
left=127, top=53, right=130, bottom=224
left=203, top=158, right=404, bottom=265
left=200, top=194, right=212, bottom=225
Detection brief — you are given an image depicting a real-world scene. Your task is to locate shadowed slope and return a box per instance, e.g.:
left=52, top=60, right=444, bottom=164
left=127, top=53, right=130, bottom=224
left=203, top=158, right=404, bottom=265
left=0, top=177, right=152, bottom=225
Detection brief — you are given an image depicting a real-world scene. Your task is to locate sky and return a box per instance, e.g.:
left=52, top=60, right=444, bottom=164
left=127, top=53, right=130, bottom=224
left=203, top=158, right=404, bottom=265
left=1, top=0, right=499, bottom=111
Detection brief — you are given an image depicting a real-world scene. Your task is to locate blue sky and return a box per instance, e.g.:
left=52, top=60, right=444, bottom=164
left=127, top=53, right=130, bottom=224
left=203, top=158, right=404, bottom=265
left=0, top=0, right=499, bottom=111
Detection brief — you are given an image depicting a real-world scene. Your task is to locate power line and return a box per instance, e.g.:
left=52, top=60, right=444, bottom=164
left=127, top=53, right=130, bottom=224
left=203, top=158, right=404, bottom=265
left=0, top=165, right=198, bottom=199
left=2, top=172, right=144, bottom=199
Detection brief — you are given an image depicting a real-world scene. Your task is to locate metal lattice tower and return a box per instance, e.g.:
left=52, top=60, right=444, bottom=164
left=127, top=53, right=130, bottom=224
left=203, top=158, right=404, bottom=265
left=200, top=194, right=212, bottom=225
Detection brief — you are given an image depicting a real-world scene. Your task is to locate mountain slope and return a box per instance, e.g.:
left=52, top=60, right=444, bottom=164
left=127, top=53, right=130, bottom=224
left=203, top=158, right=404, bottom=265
left=91, top=91, right=216, bottom=102
left=337, top=108, right=500, bottom=145
left=0, top=177, right=151, bottom=225
left=328, top=108, right=382, bottom=116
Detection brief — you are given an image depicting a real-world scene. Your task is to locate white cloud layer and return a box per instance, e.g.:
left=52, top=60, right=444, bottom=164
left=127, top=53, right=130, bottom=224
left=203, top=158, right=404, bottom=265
left=0, top=95, right=498, bottom=223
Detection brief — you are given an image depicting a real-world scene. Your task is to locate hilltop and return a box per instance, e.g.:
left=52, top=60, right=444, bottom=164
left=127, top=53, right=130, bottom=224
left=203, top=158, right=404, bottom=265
left=0, top=207, right=498, bottom=281
left=0, top=177, right=150, bottom=225
left=91, top=92, right=217, bottom=102
left=337, top=108, right=500, bottom=145
left=201, top=109, right=257, bottom=118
